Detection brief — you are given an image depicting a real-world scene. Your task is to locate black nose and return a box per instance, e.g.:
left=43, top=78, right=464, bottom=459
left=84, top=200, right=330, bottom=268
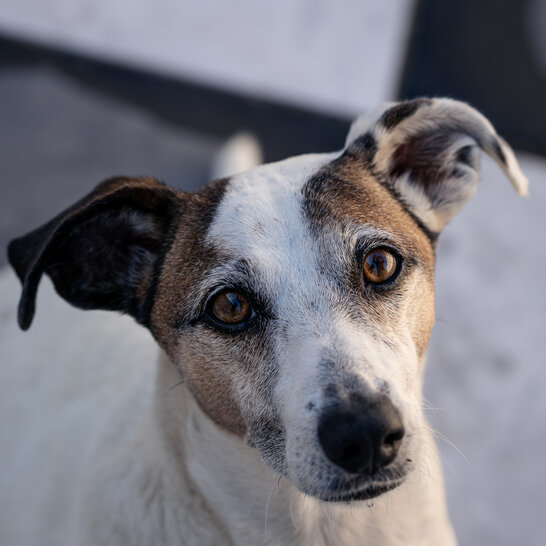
left=317, top=394, right=405, bottom=474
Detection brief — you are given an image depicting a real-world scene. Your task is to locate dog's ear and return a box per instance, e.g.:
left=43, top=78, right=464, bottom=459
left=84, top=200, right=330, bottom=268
left=8, top=177, right=180, bottom=331
left=345, top=98, right=528, bottom=235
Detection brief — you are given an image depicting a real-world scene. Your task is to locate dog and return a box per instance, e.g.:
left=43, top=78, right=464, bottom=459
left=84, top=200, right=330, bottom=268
left=4, top=98, right=528, bottom=546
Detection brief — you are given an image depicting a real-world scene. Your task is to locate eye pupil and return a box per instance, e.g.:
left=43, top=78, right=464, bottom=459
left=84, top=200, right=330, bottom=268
left=209, top=290, right=252, bottom=325
left=363, top=249, right=398, bottom=284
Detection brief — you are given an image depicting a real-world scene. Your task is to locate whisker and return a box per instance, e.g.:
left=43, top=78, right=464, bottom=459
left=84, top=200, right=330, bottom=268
left=420, top=397, right=446, bottom=419
left=264, top=482, right=276, bottom=538
left=321, top=501, right=335, bottom=525
left=289, top=492, right=298, bottom=531
left=165, top=380, right=185, bottom=396
left=425, top=424, right=470, bottom=465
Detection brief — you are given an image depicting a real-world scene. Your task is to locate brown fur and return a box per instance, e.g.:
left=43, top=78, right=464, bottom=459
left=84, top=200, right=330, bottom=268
left=302, top=153, right=436, bottom=359
left=149, top=179, right=256, bottom=436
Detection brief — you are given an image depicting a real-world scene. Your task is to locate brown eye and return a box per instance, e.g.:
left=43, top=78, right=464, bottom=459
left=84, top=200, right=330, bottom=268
left=363, top=249, right=398, bottom=284
left=208, top=290, right=253, bottom=325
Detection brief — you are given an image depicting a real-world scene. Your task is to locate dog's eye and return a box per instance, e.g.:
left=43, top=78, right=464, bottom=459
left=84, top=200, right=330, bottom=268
left=363, top=249, right=398, bottom=284
left=208, top=290, right=253, bottom=325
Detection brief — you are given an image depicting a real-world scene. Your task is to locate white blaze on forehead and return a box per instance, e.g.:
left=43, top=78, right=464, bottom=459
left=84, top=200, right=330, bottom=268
left=207, top=152, right=337, bottom=278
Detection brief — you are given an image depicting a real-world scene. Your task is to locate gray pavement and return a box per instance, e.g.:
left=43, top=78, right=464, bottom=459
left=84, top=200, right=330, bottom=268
left=0, top=65, right=220, bottom=266
left=426, top=153, right=546, bottom=545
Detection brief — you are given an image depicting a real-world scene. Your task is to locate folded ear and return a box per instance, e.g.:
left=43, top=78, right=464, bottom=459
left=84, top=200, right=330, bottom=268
left=7, top=177, right=179, bottom=331
left=345, top=98, right=528, bottom=235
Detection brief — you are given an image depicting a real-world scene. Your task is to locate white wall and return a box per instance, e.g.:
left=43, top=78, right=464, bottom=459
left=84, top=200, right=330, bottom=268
left=0, top=0, right=414, bottom=114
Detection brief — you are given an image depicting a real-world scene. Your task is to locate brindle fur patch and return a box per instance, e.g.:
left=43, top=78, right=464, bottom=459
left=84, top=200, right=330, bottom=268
left=149, top=179, right=255, bottom=435
left=380, top=98, right=431, bottom=130
left=302, top=153, right=436, bottom=359
left=302, top=153, right=435, bottom=273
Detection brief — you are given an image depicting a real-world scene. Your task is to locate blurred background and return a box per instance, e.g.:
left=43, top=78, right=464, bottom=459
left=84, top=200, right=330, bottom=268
left=0, top=0, right=545, bottom=544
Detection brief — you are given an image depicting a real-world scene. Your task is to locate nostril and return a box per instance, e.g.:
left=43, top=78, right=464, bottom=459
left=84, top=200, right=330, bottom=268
left=378, top=426, right=405, bottom=468
left=384, top=427, right=404, bottom=447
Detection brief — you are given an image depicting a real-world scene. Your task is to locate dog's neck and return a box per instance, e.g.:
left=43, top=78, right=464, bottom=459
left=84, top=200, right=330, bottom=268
left=154, top=352, right=456, bottom=546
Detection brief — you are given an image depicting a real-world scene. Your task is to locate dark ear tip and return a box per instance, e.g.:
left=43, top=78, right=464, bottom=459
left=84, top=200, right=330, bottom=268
left=8, top=238, right=37, bottom=330
left=17, top=281, right=38, bottom=331
left=18, top=308, right=33, bottom=331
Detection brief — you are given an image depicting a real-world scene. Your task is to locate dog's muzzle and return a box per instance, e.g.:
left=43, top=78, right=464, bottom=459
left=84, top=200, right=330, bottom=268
left=317, top=393, right=405, bottom=475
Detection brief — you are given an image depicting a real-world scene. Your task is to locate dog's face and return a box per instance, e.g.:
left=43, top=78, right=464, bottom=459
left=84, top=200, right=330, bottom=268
left=160, top=152, right=437, bottom=501
left=9, top=99, right=527, bottom=502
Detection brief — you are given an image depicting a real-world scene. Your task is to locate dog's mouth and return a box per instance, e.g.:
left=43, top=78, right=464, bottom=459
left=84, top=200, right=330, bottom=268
left=298, top=458, right=413, bottom=503
left=248, top=412, right=413, bottom=504
left=318, top=477, right=404, bottom=503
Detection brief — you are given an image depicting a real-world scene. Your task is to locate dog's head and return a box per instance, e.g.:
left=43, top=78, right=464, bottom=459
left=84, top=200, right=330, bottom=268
left=9, top=99, right=527, bottom=502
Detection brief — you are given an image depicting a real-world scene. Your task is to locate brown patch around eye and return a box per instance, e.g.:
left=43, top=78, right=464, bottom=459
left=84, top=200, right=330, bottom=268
left=209, top=290, right=252, bottom=324
left=363, top=249, right=398, bottom=284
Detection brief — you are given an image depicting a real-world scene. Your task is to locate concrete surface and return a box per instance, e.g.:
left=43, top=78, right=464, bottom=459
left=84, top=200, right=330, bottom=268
left=427, top=152, right=546, bottom=545
left=0, top=0, right=413, bottom=115
left=0, top=65, right=220, bottom=266
left=2, top=153, right=544, bottom=546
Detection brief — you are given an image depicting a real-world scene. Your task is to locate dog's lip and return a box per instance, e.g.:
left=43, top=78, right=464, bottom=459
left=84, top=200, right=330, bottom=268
left=317, top=478, right=404, bottom=503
